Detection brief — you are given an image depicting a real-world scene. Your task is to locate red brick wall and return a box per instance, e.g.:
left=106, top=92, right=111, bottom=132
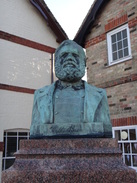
left=112, top=116, right=137, bottom=127
left=106, top=81, right=137, bottom=122
left=85, top=0, right=137, bottom=126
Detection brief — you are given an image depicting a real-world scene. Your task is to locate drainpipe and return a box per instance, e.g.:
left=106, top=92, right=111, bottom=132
left=50, top=53, right=54, bottom=83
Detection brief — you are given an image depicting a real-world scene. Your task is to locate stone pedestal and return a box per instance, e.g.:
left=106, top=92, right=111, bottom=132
left=2, top=138, right=137, bottom=183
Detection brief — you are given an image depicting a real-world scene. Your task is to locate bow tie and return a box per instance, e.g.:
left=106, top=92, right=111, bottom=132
left=56, top=80, right=84, bottom=90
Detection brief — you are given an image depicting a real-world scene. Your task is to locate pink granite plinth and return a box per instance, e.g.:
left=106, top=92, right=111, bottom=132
left=2, top=138, right=137, bottom=183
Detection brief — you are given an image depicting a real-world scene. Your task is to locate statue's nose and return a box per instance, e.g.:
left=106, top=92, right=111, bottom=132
left=66, top=53, right=74, bottom=60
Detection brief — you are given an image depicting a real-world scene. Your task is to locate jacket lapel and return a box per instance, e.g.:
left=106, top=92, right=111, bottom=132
left=84, top=82, right=103, bottom=123
left=37, top=82, right=56, bottom=124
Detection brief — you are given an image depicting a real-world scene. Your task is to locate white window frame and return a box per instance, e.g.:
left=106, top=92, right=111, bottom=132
left=2, top=129, right=29, bottom=170
left=107, top=24, right=132, bottom=66
left=112, top=125, right=137, bottom=171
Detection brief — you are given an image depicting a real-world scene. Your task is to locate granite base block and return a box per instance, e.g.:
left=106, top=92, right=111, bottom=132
left=2, top=138, right=137, bottom=183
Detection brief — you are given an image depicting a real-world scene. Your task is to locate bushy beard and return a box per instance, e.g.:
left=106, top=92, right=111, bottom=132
left=55, top=61, right=85, bottom=82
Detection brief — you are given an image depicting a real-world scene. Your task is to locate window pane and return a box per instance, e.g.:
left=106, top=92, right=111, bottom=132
left=132, top=143, right=137, bottom=153
left=113, top=52, right=117, bottom=61
left=7, top=137, right=17, bottom=157
left=130, top=129, right=136, bottom=140
left=125, top=155, right=131, bottom=166
left=19, top=132, right=28, bottom=136
left=124, top=143, right=130, bottom=153
left=108, top=25, right=131, bottom=65
left=115, top=130, right=120, bottom=140
left=111, top=34, right=116, bottom=43
left=118, top=143, right=122, bottom=151
left=112, top=43, right=117, bottom=52
left=7, top=132, right=17, bottom=136
left=122, top=29, right=127, bottom=38
left=118, top=41, right=122, bottom=50
left=123, top=39, right=128, bottom=47
left=3, top=137, right=6, bottom=157
left=117, top=32, right=122, bottom=41
left=118, top=50, right=123, bottom=59
left=124, top=48, right=129, bottom=57
left=5, top=158, right=15, bottom=170
left=2, top=159, right=5, bottom=171
left=133, top=156, right=137, bottom=167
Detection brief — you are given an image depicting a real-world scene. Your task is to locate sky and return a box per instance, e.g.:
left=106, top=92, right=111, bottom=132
left=45, top=0, right=94, bottom=40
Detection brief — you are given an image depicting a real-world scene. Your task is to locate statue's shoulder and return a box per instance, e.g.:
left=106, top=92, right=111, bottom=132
left=34, top=82, right=56, bottom=99
left=35, top=85, right=51, bottom=94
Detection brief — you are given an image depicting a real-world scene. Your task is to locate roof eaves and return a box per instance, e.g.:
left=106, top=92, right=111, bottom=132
left=30, top=0, right=68, bottom=43
left=74, top=0, right=106, bottom=47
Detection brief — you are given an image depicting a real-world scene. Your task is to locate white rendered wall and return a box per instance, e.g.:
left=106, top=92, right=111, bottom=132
left=0, top=90, right=34, bottom=135
left=0, top=0, right=59, bottom=48
left=0, top=0, right=61, bottom=178
left=0, top=90, right=34, bottom=182
left=0, top=40, right=52, bottom=89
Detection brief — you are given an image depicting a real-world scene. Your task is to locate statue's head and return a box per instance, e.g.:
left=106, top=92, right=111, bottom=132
left=55, top=40, right=86, bottom=82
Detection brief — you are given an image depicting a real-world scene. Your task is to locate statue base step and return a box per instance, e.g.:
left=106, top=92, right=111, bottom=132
left=2, top=138, right=137, bottom=183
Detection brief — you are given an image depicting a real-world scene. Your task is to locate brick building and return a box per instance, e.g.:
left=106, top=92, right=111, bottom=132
left=74, top=0, right=137, bottom=171
left=0, top=0, right=68, bottom=179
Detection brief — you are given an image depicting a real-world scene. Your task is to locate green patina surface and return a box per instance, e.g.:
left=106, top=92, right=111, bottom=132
left=30, top=40, right=112, bottom=138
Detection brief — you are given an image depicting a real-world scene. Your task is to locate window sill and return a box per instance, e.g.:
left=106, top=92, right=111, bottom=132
left=106, top=56, right=132, bottom=67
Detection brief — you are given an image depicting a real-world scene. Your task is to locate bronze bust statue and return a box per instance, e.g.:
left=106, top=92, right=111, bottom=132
left=30, top=40, right=112, bottom=138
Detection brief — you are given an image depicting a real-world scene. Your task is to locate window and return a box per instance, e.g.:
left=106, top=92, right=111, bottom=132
left=2, top=130, right=29, bottom=170
left=112, top=125, right=137, bottom=171
left=107, top=24, right=132, bottom=65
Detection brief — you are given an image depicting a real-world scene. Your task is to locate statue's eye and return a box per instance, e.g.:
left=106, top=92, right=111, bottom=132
left=72, top=53, right=78, bottom=58
left=61, top=53, right=68, bottom=58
